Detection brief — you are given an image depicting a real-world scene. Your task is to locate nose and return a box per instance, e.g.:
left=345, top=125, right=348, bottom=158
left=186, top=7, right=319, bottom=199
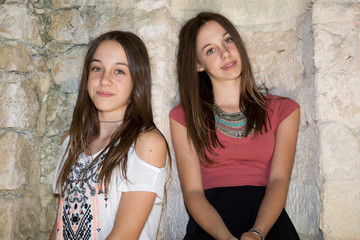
left=100, top=70, right=112, bottom=86
left=220, top=46, right=230, bottom=59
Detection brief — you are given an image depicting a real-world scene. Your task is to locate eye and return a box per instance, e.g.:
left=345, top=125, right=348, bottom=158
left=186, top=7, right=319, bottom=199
left=114, top=69, right=125, bottom=75
left=91, top=66, right=102, bottom=72
left=206, top=48, right=215, bottom=55
left=224, top=37, right=233, bottom=44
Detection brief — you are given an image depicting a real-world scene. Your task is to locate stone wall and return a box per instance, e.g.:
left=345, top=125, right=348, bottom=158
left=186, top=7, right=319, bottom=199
left=0, top=0, right=358, bottom=239
left=313, top=0, right=360, bottom=239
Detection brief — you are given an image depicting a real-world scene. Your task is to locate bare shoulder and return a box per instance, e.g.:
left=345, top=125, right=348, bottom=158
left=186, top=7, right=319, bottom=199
left=135, top=128, right=167, bottom=168
left=61, top=131, right=70, bottom=144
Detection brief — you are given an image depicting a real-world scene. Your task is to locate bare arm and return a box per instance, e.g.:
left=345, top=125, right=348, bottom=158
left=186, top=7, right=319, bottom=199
left=170, top=119, right=237, bottom=240
left=106, top=129, right=166, bottom=240
left=241, top=108, right=300, bottom=240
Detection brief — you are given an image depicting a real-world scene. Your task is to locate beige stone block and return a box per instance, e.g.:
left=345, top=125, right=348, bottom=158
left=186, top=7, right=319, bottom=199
left=317, top=71, right=360, bottom=126
left=0, top=74, right=39, bottom=130
left=0, top=132, right=26, bottom=190
left=170, top=0, right=310, bottom=24
left=93, top=11, right=133, bottom=36
left=0, top=42, right=33, bottom=73
left=94, top=0, right=136, bottom=13
left=251, top=49, right=303, bottom=92
left=52, top=0, right=96, bottom=10
left=134, top=9, right=179, bottom=139
left=136, top=0, right=167, bottom=11
left=50, top=46, right=87, bottom=85
left=49, top=9, right=89, bottom=44
left=286, top=183, right=321, bottom=236
left=0, top=199, right=16, bottom=240
left=320, top=181, right=360, bottom=239
left=313, top=2, right=360, bottom=24
left=319, top=123, right=360, bottom=180
left=0, top=5, right=43, bottom=45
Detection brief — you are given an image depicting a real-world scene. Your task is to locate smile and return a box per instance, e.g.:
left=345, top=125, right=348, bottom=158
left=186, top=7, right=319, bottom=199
left=97, top=91, right=113, bottom=97
left=221, top=61, right=237, bottom=70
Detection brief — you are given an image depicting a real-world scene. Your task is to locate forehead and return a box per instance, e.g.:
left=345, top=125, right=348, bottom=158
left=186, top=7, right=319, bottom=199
left=92, top=40, right=128, bottom=63
left=196, top=21, right=227, bottom=45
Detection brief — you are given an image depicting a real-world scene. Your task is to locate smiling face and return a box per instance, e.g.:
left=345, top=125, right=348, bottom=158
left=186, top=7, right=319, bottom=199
left=196, top=21, right=242, bottom=83
left=87, top=40, right=133, bottom=120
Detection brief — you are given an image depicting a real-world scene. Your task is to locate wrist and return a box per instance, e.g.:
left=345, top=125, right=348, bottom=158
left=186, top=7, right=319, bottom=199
left=249, top=227, right=264, bottom=240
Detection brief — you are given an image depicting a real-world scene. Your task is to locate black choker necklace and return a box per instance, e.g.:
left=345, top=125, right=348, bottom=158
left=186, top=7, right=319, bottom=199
left=99, top=119, right=123, bottom=130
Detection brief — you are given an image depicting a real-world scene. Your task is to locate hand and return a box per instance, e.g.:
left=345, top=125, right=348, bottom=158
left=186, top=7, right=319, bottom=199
left=240, top=232, right=260, bottom=240
left=225, top=236, right=239, bottom=240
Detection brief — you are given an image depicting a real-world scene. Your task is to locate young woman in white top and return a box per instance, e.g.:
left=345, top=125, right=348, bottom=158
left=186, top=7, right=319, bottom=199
left=49, top=31, right=170, bottom=240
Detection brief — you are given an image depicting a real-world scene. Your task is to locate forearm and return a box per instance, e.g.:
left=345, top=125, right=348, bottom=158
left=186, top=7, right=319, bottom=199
left=185, top=191, right=236, bottom=240
left=252, top=179, right=290, bottom=237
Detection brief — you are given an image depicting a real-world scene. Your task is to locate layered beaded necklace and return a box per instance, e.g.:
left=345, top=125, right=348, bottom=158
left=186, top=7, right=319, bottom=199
left=213, top=102, right=247, bottom=138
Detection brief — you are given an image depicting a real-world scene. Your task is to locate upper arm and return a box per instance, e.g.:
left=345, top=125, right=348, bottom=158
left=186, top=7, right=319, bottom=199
left=170, top=118, right=204, bottom=195
left=268, top=108, right=300, bottom=183
left=135, top=129, right=166, bottom=168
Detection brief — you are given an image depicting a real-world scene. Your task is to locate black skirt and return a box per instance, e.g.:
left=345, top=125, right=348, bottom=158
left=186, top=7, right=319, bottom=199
left=183, top=186, right=299, bottom=240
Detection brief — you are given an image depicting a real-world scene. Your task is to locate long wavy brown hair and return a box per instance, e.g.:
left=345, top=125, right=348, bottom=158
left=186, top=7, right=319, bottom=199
left=56, top=31, right=170, bottom=195
left=177, top=12, right=269, bottom=164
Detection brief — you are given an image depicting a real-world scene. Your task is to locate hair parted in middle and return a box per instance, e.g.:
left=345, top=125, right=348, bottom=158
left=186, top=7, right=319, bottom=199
left=177, top=12, right=269, bottom=164
left=56, top=31, right=169, bottom=194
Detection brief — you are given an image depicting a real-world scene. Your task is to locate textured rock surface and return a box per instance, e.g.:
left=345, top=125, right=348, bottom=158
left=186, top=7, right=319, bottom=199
left=0, top=0, right=358, bottom=239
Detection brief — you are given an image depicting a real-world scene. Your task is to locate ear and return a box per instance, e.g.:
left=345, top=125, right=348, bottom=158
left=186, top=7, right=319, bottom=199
left=196, top=63, right=205, bottom=72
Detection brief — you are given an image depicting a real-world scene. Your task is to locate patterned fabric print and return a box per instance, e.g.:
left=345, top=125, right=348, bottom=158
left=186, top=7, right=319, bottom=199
left=57, top=153, right=106, bottom=240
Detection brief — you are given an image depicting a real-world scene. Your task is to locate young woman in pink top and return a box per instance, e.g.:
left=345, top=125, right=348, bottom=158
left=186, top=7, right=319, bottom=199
left=170, top=12, right=300, bottom=240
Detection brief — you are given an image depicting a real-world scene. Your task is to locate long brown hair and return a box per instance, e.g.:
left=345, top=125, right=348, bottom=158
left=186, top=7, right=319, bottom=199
left=177, top=12, right=269, bottom=164
left=57, top=31, right=170, bottom=194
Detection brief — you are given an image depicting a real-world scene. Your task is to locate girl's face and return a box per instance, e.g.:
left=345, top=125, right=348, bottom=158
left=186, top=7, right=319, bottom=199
left=88, top=40, right=133, bottom=120
left=196, top=21, right=242, bottom=83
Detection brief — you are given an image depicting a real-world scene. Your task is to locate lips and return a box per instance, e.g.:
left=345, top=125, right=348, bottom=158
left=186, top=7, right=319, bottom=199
left=222, top=61, right=236, bottom=70
left=97, top=91, right=113, bottom=97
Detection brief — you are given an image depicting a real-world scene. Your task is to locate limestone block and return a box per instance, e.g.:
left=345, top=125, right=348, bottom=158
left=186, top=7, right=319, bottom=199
left=313, top=3, right=360, bottom=72
left=313, top=2, right=359, bottom=25
left=136, top=0, right=167, bottom=11
left=40, top=136, right=62, bottom=184
left=94, top=0, right=136, bottom=13
left=0, top=4, right=43, bottom=45
left=12, top=197, right=40, bottom=240
left=34, top=56, right=52, bottom=93
left=50, top=46, right=87, bottom=85
left=0, top=132, right=26, bottom=190
left=286, top=182, right=321, bottom=237
left=320, top=180, right=360, bottom=239
left=292, top=124, right=320, bottom=184
left=93, top=10, right=133, bottom=37
left=317, top=71, right=360, bottom=127
left=170, top=0, right=310, bottom=24
left=0, top=42, right=33, bottom=73
left=0, top=73, right=39, bottom=130
left=251, top=49, right=303, bottom=92
left=49, top=9, right=89, bottom=44
left=0, top=199, right=16, bottom=240
left=134, top=8, right=179, bottom=136
left=51, top=0, right=96, bottom=10
left=45, top=86, right=76, bottom=137
left=319, top=123, right=360, bottom=180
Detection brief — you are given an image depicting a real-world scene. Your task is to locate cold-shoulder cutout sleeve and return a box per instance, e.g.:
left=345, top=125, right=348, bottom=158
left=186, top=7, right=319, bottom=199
left=117, top=146, right=166, bottom=204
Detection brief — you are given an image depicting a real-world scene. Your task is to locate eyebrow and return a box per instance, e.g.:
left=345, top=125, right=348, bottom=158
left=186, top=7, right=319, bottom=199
left=91, top=59, right=129, bottom=67
left=201, top=32, right=230, bottom=52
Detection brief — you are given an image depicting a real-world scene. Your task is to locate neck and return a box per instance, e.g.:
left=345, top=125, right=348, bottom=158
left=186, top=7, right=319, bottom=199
left=212, top=79, right=241, bottom=112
